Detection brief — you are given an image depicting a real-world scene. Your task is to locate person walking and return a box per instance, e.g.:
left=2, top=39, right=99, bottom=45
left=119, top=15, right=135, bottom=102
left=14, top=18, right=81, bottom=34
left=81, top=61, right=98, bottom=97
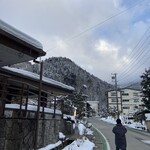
left=112, top=119, right=127, bottom=150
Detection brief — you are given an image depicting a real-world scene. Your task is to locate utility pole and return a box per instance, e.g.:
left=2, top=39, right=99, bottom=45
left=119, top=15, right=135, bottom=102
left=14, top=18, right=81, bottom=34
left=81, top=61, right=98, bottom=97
left=34, top=61, right=43, bottom=150
left=112, top=73, right=119, bottom=119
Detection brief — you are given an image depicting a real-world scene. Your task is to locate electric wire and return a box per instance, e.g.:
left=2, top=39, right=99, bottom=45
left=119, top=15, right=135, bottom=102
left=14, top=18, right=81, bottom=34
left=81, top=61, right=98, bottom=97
left=116, top=23, right=150, bottom=85
left=118, top=40, right=150, bottom=80
left=45, top=0, right=148, bottom=53
left=116, top=25, right=150, bottom=74
left=118, top=35, right=150, bottom=77
left=118, top=55, right=150, bottom=86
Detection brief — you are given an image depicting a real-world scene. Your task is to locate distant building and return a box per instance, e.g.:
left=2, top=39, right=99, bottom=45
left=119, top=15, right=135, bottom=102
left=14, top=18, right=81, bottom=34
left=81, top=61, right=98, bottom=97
left=87, top=100, right=99, bottom=114
left=107, top=88, right=144, bottom=115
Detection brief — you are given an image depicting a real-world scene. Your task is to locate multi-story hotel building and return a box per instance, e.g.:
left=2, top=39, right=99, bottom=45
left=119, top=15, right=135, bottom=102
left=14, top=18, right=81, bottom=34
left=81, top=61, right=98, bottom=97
left=107, top=88, right=144, bottom=115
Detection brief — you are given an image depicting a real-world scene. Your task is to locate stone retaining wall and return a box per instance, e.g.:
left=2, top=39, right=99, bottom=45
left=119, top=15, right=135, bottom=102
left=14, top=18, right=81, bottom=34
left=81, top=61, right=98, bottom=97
left=0, top=109, right=63, bottom=150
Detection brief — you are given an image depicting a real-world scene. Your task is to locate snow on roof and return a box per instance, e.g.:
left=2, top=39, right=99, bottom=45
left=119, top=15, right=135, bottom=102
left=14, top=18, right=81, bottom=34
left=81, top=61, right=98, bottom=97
left=3, top=66, right=75, bottom=91
left=5, top=104, right=62, bottom=115
left=0, top=19, right=43, bottom=50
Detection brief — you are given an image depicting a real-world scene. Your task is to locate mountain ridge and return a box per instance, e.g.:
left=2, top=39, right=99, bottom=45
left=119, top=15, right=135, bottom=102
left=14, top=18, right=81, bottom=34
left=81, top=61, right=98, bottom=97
left=12, top=57, right=113, bottom=110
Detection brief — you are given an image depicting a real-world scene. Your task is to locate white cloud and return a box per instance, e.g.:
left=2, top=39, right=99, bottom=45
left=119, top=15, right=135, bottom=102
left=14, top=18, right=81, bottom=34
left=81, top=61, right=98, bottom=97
left=0, top=0, right=150, bottom=85
left=95, top=40, right=119, bottom=57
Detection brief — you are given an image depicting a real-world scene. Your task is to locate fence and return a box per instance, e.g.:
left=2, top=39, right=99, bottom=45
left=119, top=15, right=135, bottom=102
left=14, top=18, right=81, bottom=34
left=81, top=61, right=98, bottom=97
left=0, top=75, right=66, bottom=150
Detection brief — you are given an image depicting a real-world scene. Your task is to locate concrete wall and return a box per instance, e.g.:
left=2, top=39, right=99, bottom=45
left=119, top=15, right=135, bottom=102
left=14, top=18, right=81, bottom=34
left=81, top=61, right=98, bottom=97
left=0, top=109, right=63, bottom=150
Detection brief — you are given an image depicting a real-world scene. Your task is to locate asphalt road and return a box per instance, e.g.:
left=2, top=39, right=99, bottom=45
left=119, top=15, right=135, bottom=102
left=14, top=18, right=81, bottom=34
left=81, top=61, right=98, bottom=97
left=89, top=117, right=150, bottom=150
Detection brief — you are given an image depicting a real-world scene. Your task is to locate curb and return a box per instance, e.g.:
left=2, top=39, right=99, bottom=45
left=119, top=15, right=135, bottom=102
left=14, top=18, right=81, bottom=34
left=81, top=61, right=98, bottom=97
left=92, top=125, right=110, bottom=150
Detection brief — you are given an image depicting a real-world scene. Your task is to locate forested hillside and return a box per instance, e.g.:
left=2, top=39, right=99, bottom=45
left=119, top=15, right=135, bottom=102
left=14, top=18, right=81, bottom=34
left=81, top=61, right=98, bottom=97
left=12, top=57, right=113, bottom=109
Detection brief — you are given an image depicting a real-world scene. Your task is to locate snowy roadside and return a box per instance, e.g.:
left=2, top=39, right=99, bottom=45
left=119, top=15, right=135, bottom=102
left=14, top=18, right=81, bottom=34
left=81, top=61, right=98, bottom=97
left=100, top=116, right=148, bottom=131
left=62, top=137, right=95, bottom=150
left=38, top=117, right=96, bottom=150
left=100, top=116, right=150, bottom=145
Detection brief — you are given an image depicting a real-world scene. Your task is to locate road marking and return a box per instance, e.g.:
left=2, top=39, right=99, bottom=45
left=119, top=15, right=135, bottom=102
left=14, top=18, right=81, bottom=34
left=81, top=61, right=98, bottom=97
left=93, top=125, right=111, bottom=150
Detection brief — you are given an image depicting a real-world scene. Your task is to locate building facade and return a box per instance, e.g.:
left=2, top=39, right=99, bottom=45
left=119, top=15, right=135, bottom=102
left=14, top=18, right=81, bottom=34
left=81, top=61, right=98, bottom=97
left=87, top=101, right=99, bottom=114
left=107, top=88, right=143, bottom=115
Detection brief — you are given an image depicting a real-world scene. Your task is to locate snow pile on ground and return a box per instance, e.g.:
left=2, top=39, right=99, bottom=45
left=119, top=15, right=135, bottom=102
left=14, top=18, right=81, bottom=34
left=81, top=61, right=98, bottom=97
left=59, top=132, right=66, bottom=139
left=126, top=122, right=147, bottom=130
left=77, top=119, right=94, bottom=136
left=39, top=116, right=95, bottom=150
left=101, top=116, right=116, bottom=124
left=141, top=140, right=150, bottom=145
left=62, top=137, right=95, bottom=150
left=145, top=113, right=150, bottom=120
left=100, top=116, right=147, bottom=130
left=78, top=122, right=86, bottom=135
left=38, top=141, right=62, bottom=150
left=85, top=128, right=94, bottom=135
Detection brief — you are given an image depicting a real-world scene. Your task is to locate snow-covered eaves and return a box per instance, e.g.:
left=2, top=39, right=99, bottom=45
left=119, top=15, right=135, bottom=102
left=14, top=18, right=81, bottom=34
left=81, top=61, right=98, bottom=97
left=3, top=66, right=75, bottom=92
left=0, top=19, right=44, bottom=52
left=5, top=104, right=62, bottom=115
left=0, top=19, right=46, bottom=67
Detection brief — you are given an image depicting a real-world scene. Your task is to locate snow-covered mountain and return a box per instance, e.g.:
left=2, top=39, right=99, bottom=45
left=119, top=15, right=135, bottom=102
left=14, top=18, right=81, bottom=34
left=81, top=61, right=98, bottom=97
left=12, top=57, right=113, bottom=107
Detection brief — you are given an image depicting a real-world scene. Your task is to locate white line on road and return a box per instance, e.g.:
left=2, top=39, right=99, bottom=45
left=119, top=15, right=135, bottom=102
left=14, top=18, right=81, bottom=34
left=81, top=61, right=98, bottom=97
left=93, top=125, right=111, bottom=150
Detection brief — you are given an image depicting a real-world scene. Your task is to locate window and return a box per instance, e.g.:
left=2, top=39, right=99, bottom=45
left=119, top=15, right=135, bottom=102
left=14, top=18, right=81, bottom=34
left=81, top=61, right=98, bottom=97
left=111, top=92, right=116, bottom=96
left=133, top=92, right=139, bottom=96
left=123, top=106, right=130, bottom=109
left=133, top=99, right=139, bottom=103
left=122, top=93, right=129, bottom=96
left=122, top=99, right=129, bottom=102
left=111, top=98, right=117, bottom=102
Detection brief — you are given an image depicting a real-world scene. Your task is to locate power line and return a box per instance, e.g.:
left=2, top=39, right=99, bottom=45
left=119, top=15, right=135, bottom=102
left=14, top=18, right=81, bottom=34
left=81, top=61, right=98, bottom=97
left=46, top=0, right=148, bottom=53
left=116, top=23, right=150, bottom=83
left=118, top=40, right=150, bottom=79
left=117, top=24, right=150, bottom=74
left=118, top=54, right=150, bottom=85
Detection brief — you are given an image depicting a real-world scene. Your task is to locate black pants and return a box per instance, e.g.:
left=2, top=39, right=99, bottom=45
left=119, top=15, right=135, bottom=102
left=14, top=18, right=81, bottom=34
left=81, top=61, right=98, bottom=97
left=116, top=147, right=126, bottom=150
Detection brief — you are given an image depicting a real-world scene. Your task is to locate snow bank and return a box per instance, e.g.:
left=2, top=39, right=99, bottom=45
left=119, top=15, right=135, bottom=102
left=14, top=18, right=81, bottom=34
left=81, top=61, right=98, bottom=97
left=78, top=123, right=86, bottom=135
left=38, top=141, right=62, bottom=150
left=145, top=113, right=150, bottom=120
left=59, top=132, right=66, bottom=139
left=62, top=137, right=95, bottom=150
left=100, top=116, right=147, bottom=130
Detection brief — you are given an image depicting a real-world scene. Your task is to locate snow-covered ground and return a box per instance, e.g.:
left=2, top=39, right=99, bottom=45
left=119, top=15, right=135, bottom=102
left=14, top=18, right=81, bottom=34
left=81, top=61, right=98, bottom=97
left=62, top=137, right=95, bottom=150
left=39, top=118, right=95, bottom=150
left=100, top=115, right=150, bottom=145
left=100, top=116, right=148, bottom=131
left=39, top=115, right=150, bottom=150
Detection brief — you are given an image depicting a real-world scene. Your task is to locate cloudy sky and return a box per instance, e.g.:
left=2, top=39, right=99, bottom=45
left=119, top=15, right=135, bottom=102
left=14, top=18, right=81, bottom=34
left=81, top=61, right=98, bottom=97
left=0, top=0, right=150, bottom=86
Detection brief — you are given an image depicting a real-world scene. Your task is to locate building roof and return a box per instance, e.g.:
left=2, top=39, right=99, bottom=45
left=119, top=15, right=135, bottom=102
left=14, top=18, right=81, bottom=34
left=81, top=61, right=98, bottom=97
left=1, top=66, right=74, bottom=94
left=0, top=19, right=46, bottom=67
left=107, top=87, right=141, bottom=92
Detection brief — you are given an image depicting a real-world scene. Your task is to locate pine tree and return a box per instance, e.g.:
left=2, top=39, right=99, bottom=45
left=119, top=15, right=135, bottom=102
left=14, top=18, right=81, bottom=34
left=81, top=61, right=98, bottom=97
left=141, top=69, right=150, bottom=110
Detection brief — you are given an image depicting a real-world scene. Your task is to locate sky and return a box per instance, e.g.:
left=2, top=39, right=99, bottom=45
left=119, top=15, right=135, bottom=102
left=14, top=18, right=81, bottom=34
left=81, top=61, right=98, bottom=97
left=0, top=0, right=150, bottom=86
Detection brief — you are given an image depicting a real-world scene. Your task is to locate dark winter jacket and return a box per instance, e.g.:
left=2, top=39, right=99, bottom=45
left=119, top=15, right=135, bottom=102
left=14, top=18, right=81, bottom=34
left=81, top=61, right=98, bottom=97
left=112, top=124, right=127, bottom=149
